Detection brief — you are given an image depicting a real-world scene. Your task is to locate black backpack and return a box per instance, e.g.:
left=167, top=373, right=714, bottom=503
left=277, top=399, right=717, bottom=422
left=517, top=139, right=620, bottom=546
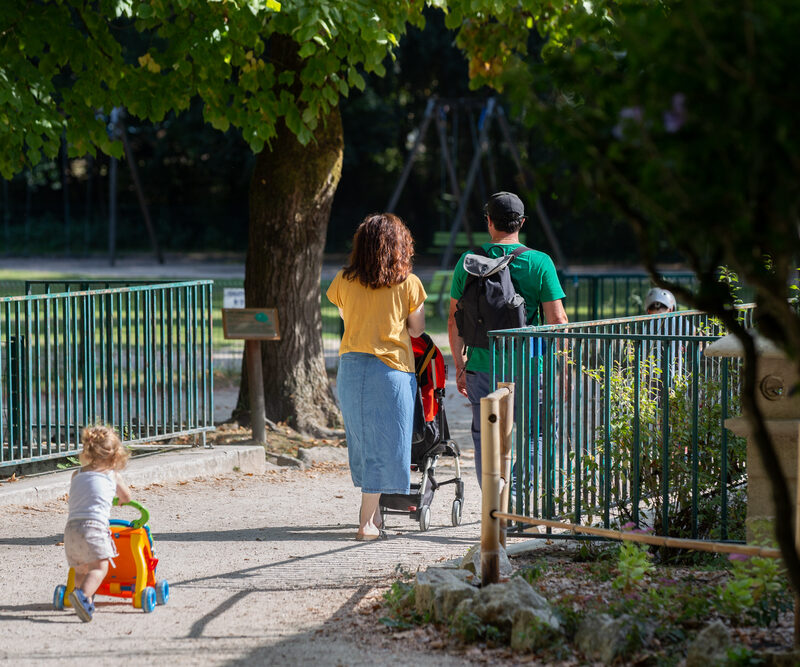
left=454, top=245, right=531, bottom=349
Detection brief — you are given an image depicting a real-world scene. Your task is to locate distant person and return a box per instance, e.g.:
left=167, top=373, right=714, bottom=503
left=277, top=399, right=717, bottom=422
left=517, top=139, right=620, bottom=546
left=643, top=286, right=693, bottom=389
left=644, top=288, right=677, bottom=315
left=327, top=213, right=426, bottom=541
left=64, top=425, right=132, bottom=622
left=447, top=191, right=567, bottom=485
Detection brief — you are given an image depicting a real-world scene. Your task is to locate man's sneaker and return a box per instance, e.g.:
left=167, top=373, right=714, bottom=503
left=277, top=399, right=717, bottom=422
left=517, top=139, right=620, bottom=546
left=69, top=589, right=94, bottom=622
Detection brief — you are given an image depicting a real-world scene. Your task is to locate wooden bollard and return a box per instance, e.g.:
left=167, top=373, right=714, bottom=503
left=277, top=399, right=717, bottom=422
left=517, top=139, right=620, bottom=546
left=497, top=382, right=514, bottom=549
left=481, top=386, right=512, bottom=585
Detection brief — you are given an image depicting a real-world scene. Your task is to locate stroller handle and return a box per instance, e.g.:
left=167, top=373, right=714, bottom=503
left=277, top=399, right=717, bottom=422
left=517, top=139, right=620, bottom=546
left=112, top=498, right=150, bottom=529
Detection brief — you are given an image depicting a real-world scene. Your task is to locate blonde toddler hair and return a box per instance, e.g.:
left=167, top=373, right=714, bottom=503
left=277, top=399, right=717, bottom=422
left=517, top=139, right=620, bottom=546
left=79, top=425, right=130, bottom=470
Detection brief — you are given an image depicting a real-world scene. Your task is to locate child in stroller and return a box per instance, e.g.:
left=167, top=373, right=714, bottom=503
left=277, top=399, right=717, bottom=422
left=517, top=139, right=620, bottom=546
left=379, top=333, right=465, bottom=531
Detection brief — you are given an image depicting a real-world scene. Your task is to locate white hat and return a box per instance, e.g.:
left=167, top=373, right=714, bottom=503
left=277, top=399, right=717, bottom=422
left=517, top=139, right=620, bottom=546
left=644, top=288, right=676, bottom=311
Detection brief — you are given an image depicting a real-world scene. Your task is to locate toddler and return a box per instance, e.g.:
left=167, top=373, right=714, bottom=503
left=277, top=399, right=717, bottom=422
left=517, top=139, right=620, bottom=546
left=63, top=425, right=131, bottom=622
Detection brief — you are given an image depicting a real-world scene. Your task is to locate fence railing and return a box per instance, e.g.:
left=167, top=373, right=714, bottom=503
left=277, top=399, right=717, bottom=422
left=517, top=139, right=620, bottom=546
left=490, top=307, right=755, bottom=543
left=1, top=281, right=214, bottom=468
left=560, top=271, right=697, bottom=321
left=10, top=271, right=715, bottom=376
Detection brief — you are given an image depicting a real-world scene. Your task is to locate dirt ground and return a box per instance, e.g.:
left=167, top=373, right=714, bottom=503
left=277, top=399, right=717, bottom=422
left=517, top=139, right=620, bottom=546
left=0, top=456, right=496, bottom=666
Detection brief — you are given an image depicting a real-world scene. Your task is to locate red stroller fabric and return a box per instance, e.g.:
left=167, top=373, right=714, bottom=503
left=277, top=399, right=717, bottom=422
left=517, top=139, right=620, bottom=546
left=412, top=334, right=445, bottom=422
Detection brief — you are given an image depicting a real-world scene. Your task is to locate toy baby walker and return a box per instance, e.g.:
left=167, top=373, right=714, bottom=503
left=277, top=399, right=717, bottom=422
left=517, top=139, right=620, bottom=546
left=53, top=499, right=169, bottom=614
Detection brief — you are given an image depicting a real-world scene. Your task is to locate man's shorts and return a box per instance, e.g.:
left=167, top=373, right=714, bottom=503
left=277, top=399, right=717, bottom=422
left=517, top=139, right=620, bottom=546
left=64, top=519, right=117, bottom=568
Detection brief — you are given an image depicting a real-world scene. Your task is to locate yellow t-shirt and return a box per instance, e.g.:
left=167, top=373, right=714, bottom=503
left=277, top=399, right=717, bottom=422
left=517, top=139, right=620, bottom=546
left=326, top=271, right=427, bottom=372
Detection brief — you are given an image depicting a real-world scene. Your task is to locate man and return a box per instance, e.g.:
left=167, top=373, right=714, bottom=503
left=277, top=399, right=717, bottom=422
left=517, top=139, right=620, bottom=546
left=447, top=191, right=568, bottom=483
left=644, top=287, right=677, bottom=315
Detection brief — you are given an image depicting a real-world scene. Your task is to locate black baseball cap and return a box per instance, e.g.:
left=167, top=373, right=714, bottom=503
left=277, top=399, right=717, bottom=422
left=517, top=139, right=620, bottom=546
left=485, top=191, right=525, bottom=223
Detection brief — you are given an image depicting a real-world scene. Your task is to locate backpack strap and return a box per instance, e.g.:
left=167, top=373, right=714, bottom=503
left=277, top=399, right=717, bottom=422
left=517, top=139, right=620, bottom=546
left=463, top=245, right=532, bottom=278
left=508, top=245, right=532, bottom=260
left=472, top=244, right=531, bottom=260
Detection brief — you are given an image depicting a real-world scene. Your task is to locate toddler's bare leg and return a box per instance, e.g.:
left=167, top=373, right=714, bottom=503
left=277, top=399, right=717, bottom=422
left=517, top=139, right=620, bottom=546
left=73, top=563, right=89, bottom=591
left=79, top=559, right=109, bottom=598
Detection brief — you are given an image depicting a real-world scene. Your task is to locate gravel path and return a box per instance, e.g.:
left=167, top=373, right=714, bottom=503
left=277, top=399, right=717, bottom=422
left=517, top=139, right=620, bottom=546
left=2, top=254, right=486, bottom=664
left=0, top=452, right=487, bottom=666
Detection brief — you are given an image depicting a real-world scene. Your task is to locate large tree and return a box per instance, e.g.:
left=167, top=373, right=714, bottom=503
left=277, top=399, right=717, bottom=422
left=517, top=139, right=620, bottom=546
left=1, top=0, right=437, bottom=435
left=448, top=0, right=800, bottom=592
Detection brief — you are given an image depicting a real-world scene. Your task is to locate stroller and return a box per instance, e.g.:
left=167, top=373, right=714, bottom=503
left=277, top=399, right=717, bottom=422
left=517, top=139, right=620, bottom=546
left=380, top=333, right=465, bottom=531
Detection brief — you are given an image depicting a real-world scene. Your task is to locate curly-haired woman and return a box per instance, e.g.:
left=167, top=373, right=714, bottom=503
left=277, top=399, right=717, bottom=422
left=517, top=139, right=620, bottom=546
left=327, top=213, right=427, bottom=540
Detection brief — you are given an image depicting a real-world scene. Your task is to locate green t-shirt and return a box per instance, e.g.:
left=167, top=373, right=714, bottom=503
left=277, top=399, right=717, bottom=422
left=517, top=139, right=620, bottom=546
left=450, top=242, right=565, bottom=373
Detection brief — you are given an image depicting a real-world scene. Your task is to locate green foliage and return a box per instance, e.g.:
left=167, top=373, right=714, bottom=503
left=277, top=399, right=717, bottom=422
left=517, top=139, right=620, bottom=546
left=56, top=455, right=80, bottom=470
left=513, top=562, right=546, bottom=586
left=511, top=614, right=562, bottom=652
left=379, top=571, right=432, bottom=630
left=643, top=578, right=712, bottom=626
left=724, top=646, right=764, bottom=666
left=449, top=608, right=505, bottom=644
left=613, top=541, right=653, bottom=593
left=572, top=541, right=616, bottom=564
left=576, top=351, right=747, bottom=542
left=716, top=556, right=792, bottom=627
left=379, top=579, right=419, bottom=629
left=0, top=0, right=425, bottom=178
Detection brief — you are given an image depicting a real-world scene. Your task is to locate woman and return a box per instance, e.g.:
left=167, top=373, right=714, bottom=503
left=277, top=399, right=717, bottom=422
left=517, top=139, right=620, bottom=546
left=327, top=213, right=426, bottom=540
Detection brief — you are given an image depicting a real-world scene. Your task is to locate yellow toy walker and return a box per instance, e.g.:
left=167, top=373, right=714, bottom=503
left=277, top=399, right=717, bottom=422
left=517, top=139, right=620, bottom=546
left=53, top=500, right=169, bottom=613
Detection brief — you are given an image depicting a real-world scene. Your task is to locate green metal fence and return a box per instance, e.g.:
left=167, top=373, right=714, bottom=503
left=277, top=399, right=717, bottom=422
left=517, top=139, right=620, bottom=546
left=560, top=271, right=699, bottom=321
left=1, top=280, right=214, bottom=467
left=491, top=307, right=755, bottom=543
left=426, top=269, right=707, bottom=320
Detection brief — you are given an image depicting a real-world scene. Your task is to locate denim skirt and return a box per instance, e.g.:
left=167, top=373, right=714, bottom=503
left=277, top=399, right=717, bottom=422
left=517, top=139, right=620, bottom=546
left=337, top=352, right=416, bottom=494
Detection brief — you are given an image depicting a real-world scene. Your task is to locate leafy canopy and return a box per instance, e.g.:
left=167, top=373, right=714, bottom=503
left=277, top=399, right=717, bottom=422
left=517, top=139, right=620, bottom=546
left=449, top=0, right=800, bottom=313
left=0, top=0, right=428, bottom=178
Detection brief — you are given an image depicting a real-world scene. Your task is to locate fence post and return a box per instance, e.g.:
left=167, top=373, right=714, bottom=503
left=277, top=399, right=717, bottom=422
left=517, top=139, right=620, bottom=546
left=497, top=381, right=514, bottom=549
left=481, top=385, right=512, bottom=585
left=246, top=340, right=266, bottom=446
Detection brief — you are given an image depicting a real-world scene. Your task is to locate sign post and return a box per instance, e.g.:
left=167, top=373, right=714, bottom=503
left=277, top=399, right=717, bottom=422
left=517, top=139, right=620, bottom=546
left=222, top=308, right=281, bottom=446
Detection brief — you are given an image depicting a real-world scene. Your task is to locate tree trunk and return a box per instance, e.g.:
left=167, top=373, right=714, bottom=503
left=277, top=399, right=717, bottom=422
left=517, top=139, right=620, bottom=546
left=235, top=93, right=343, bottom=435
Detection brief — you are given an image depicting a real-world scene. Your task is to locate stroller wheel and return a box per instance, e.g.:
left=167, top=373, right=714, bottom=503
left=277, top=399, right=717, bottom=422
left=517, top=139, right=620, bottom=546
left=451, top=499, right=463, bottom=527
left=419, top=505, right=431, bottom=532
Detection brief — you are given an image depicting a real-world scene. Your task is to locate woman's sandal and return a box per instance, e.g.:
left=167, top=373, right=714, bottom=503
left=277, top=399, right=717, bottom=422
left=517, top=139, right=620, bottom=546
left=355, top=529, right=388, bottom=541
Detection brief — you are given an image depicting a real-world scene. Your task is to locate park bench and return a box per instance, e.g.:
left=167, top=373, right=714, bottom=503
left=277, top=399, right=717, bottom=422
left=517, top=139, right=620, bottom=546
left=425, top=270, right=454, bottom=319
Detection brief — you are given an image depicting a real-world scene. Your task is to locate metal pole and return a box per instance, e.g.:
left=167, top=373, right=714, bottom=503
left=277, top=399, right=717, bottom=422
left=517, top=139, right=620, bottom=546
left=61, top=132, right=70, bottom=256
left=119, top=120, right=164, bottom=264
left=436, top=106, right=475, bottom=247
left=2, top=179, right=9, bottom=254
left=109, top=155, right=117, bottom=266
left=85, top=154, right=93, bottom=256
left=386, top=98, right=436, bottom=213
left=440, top=98, right=496, bottom=271
left=495, top=107, right=567, bottom=270
left=246, top=339, right=266, bottom=446
left=108, top=107, right=122, bottom=266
